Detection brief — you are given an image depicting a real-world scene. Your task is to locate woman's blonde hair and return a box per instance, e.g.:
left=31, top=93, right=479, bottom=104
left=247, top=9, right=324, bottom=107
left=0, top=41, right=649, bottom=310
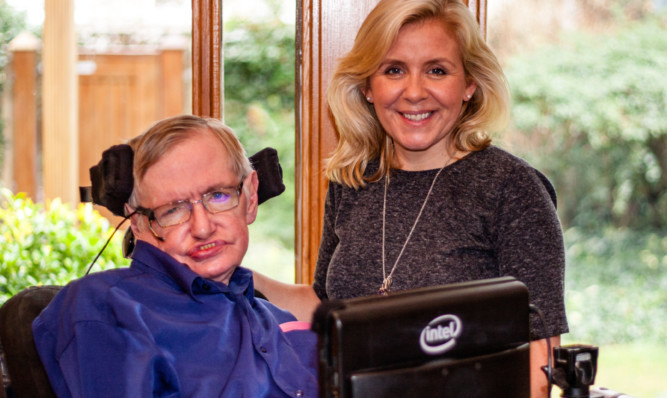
left=326, top=0, right=510, bottom=188
left=127, top=115, right=252, bottom=209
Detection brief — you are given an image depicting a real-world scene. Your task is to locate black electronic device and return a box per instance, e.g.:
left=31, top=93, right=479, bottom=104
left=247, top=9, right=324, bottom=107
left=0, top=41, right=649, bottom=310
left=549, top=344, right=636, bottom=398
left=312, top=276, right=532, bottom=398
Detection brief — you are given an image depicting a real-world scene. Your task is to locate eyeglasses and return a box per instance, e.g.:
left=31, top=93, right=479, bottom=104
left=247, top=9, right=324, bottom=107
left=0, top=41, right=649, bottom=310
left=136, top=182, right=244, bottom=230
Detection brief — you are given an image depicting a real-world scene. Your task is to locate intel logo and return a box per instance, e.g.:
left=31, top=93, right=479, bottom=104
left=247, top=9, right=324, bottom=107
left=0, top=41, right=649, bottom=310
left=419, top=314, right=462, bottom=355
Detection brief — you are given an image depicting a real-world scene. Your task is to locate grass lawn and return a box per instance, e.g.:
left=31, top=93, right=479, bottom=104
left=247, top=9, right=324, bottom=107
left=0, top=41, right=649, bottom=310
left=558, top=341, right=667, bottom=397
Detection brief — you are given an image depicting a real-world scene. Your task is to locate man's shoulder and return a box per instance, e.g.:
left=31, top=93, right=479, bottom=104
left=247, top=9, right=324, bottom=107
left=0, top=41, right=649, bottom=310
left=37, top=267, right=144, bottom=325
left=68, top=266, right=141, bottom=296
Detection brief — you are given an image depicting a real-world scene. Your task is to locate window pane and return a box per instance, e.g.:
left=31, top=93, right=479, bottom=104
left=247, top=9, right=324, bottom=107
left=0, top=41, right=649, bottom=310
left=0, top=0, right=191, bottom=296
left=223, top=0, right=296, bottom=283
left=487, top=2, right=667, bottom=397
left=74, top=0, right=192, bottom=221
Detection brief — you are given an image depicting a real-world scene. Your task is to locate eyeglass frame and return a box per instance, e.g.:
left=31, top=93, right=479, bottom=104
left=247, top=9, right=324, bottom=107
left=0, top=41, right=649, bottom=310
left=134, top=181, right=244, bottom=239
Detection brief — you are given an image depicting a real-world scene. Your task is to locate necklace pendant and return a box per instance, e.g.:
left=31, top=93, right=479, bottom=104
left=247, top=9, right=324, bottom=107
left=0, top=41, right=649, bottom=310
left=378, top=276, right=392, bottom=296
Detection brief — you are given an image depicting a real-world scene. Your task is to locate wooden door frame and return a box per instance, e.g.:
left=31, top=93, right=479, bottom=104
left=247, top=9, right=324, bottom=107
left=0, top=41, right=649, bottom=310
left=191, top=0, right=487, bottom=284
left=192, top=0, right=223, bottom=119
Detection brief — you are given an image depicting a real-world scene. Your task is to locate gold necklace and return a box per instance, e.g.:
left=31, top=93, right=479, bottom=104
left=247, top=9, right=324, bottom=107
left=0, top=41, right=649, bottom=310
left=379, top=165, right=446, bottom=295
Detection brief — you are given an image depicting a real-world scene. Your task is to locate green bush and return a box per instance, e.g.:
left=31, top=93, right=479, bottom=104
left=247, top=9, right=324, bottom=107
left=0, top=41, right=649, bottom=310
left=504, top=17, right=667, bottom=231
left=0, top=188, right=129, bottom=304
left=563, top=227, right=667, bottom=345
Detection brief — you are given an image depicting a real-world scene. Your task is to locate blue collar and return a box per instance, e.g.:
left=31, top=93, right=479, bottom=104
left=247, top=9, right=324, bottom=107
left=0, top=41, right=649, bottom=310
left=131, top=240, right=255, bottom=301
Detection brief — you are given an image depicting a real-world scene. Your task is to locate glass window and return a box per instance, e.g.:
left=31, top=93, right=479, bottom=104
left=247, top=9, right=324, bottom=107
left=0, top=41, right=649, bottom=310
left=487, top=2, right=667, bottom=396
left=223, top=0, right=297, bottom=283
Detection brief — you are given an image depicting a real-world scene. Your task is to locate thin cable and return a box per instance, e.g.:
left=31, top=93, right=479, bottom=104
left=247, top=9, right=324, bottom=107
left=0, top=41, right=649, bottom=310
left=84, top=212, right=134, bottom=276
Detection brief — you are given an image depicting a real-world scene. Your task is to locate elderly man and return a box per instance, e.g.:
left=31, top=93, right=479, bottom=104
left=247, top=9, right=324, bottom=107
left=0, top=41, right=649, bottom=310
left=33, top=115, right=318, bottom=397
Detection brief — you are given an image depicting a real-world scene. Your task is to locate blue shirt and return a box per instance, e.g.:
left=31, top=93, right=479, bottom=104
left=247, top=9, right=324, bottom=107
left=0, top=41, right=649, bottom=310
left=33, top=240, right=318, bottom=397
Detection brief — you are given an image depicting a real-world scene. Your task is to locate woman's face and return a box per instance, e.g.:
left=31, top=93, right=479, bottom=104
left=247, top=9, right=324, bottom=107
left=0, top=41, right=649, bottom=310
left=366, top=19, right=476, bottom=170
left=132, top=130, right=258, bottom=285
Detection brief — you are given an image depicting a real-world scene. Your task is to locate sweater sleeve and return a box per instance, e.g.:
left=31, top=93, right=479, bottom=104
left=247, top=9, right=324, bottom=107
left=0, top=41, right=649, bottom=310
left=494, top=166, right=569, bottom=340
left=312, top=182, right=340, bottom=300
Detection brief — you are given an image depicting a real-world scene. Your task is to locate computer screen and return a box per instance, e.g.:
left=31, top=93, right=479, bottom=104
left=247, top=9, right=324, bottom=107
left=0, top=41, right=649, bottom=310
left=312, top=276, right=531, bottom=398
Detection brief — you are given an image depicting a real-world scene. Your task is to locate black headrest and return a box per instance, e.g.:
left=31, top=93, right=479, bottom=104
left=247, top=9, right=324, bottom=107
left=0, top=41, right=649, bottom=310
left=80, top=145, right=285, bottom=216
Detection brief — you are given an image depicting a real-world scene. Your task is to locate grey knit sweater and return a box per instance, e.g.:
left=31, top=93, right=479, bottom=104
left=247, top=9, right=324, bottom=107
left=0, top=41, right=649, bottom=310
left=313, top=146, right=568, bottom=340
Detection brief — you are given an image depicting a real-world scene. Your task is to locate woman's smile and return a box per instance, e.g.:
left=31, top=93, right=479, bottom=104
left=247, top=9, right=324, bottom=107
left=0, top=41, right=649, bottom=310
left=402, top=111, right=433, bottom=122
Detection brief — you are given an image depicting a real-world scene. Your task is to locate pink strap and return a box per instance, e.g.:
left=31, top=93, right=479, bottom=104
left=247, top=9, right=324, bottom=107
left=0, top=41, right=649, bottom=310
left=279, top=321, right=311, bottom=333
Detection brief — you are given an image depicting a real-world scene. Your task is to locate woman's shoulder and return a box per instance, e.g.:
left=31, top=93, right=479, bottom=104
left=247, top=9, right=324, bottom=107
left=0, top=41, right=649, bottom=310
left=463, top=145, right=531, bottom=169
left=456, top=146, right=543, bottom=178
left=327, top=158, right=380, bottom=190
left=458, top=146, right=557, bottom=206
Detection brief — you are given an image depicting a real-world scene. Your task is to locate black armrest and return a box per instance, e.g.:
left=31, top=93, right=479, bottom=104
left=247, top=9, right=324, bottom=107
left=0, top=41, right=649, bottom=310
left=0, top=286, right=62, bottom=398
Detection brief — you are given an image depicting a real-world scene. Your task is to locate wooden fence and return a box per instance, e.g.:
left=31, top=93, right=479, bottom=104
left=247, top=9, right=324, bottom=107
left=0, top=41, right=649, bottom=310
left=6, top=36, right=186, bottom=220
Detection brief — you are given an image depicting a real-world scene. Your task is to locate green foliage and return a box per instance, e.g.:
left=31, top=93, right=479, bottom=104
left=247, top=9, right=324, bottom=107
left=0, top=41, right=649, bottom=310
left=0, top=2, right=27, bottom=169
left=563, top=227, right=667, bottom=345
left=0, top=188, right=129, bottom=304
left=0, top=2, right=25, bottom=73
left=505, top=17, right=667, bottom=230
left=223, top=16, right=296, bottom=249
left=501, top=9, right=667, bottom=354
left=224, top=17, right=295, bottom=112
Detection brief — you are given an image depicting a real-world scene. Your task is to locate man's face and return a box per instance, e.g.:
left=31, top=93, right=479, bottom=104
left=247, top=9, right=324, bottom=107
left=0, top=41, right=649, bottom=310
left=132, top=129, right=257, bottom=285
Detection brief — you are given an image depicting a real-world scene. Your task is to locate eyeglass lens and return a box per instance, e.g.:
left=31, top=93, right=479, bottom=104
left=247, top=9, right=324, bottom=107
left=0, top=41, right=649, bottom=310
left=152, top=186, right=241, bottom=227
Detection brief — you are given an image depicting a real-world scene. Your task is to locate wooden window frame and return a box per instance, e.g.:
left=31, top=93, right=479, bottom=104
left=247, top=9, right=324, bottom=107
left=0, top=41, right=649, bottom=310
left=192, top=0, right=223, bottom=119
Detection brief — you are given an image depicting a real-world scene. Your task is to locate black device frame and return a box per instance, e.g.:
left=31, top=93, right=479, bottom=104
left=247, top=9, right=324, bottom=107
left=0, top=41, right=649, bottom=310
left=312, top=276, right=532, bottom=398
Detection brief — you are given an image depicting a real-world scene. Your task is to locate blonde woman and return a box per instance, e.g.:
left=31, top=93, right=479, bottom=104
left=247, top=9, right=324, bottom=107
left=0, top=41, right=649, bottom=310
left=256, top=1, right=567, bottom=396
